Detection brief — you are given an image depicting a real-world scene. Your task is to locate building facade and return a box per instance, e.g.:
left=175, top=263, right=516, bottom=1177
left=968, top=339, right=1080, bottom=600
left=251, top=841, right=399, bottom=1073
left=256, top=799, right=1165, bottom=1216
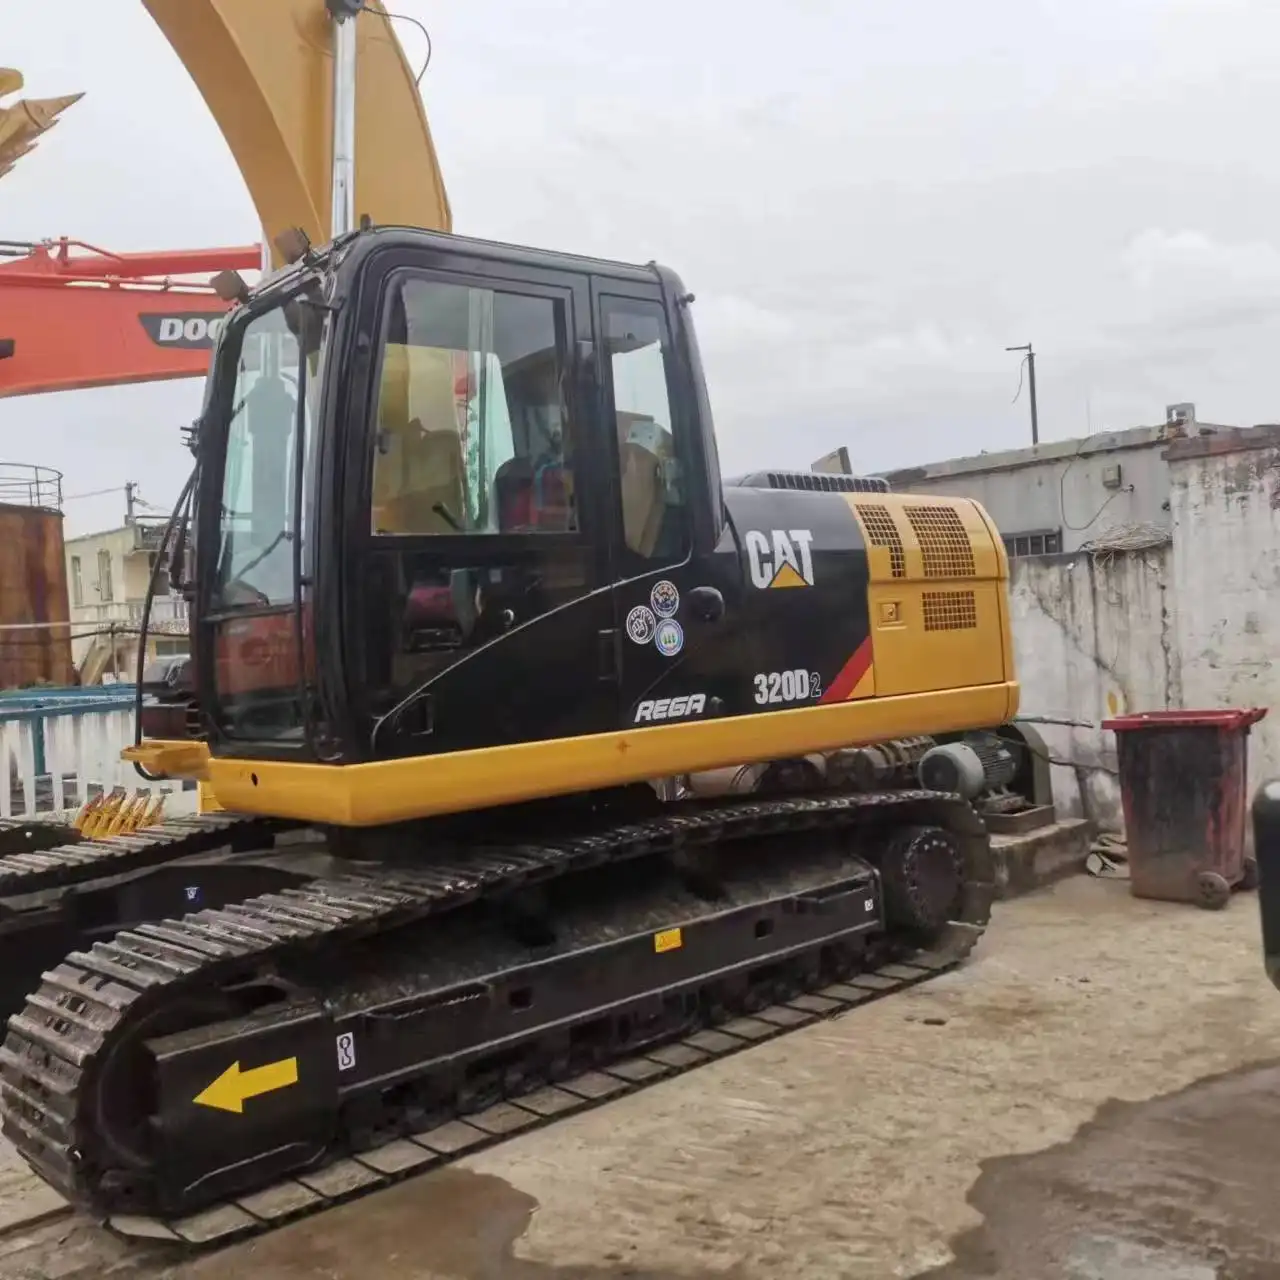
left=64, top=517, right=188, bottom=681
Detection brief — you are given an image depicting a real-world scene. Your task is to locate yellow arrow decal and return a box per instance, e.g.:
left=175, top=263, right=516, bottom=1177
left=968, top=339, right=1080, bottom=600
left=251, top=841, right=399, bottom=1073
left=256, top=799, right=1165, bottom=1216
left=193, top=1057, right=299, bottom=1114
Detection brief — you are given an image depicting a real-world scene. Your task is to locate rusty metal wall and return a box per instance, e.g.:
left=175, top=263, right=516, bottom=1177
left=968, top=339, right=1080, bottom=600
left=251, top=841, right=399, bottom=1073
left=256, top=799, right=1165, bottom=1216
left=0, top=502, right=73, bottom=689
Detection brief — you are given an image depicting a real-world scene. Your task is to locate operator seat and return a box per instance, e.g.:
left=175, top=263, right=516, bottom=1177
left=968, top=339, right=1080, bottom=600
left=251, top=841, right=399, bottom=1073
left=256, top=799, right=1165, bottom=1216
left=495, top=456, right=536, bottom=531
left=617, top=416, right=668, bottom=558
left=371, top=344, right=467, bottom=535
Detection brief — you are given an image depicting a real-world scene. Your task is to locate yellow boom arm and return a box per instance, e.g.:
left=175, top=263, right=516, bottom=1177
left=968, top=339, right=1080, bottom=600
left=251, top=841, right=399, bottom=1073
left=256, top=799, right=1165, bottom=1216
left=144, top=0, right=451, bottom=254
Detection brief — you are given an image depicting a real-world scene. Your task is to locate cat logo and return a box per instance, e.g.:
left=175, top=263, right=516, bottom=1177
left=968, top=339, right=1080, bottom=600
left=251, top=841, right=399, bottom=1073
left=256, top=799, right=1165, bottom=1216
left=745, top=529, right=815, bottom=590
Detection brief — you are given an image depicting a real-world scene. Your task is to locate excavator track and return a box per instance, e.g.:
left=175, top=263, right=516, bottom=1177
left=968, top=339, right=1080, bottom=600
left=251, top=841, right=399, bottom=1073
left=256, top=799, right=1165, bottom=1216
left=0, top=788, right=994, bottom=1251
left=0, top=813, right=284, bottom=898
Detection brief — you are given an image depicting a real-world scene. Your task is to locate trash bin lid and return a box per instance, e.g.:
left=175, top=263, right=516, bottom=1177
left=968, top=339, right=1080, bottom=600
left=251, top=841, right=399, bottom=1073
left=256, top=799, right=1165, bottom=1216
left=1101, top=708, right=1268, bottom=732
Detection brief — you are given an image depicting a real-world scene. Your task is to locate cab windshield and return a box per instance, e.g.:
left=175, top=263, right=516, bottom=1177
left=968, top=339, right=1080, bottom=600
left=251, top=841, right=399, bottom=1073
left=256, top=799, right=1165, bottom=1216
left=211, top=286, right=324, bottom=611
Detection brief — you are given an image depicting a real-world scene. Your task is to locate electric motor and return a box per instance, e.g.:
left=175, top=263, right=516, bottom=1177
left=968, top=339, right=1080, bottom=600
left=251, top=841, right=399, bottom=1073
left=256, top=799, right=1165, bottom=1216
left=917, top=732, right=1018, bottom=800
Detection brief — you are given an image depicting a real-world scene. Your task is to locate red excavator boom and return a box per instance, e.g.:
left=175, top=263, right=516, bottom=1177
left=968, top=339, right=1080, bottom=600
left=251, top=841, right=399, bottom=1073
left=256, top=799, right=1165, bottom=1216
left=0, top=238, right=260, bottom=397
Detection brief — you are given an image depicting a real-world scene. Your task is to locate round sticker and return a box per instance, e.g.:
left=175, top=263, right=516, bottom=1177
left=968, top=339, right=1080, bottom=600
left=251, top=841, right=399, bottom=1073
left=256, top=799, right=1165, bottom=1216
left=654, top=619, right=684, bottom=658
left=650, top=579, right=680, bottom=618
left=626, top=605, right=657, bottom=645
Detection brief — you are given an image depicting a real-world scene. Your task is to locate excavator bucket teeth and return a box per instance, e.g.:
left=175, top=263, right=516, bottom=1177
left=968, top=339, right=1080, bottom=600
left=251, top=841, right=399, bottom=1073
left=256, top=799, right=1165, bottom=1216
left=85, top=790, right=125, bottom=839
left=139, top=795, right=166, bottom=830
left=105, top=794, right=145, bottom=838
left=72, top=792, right=103, bottom=833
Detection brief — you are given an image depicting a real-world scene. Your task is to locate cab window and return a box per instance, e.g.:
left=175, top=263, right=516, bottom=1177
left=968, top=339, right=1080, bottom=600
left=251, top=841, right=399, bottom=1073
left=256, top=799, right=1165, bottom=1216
left=370, top=276, right=576, bottom=536
left=602, top=297, right=690, bottom=563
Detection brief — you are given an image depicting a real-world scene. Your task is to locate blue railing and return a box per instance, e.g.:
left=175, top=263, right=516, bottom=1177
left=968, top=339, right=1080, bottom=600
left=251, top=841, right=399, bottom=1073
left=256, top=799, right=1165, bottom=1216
left=0, top=683, right=195, bottom=817
left=0, top=685, right=137, bottom=775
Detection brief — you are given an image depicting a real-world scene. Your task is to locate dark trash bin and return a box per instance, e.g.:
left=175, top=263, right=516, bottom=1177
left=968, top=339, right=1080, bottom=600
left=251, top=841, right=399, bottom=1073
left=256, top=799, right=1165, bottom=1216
left=1101, top=708, right=1267, bottom=910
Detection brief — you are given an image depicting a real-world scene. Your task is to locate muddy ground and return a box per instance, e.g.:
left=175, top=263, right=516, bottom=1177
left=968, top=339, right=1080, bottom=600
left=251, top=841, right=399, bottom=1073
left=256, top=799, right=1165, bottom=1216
left=2, top=875, right=1279, bottom=1279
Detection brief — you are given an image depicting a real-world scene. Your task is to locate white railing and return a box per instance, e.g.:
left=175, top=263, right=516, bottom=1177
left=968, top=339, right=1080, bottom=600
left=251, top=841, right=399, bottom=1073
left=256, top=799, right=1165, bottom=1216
left=72, top=596, right=189, bottom=629
left=0, top=688, right=198, bottom=820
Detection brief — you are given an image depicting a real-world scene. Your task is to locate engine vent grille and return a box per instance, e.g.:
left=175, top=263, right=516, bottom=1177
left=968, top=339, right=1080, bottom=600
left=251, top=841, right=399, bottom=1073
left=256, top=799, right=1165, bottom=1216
left=854, top=503, right=906, bottom=578
left=922, top=590, right=978, bottom=631
left=726, top=471, right=891, bottom=494
left=904, top=506, right=976, bottom=578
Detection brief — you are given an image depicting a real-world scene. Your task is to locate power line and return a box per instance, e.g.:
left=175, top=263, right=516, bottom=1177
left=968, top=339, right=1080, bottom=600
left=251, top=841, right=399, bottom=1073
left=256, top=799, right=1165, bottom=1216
left=62, top=485, right=123, bottom=502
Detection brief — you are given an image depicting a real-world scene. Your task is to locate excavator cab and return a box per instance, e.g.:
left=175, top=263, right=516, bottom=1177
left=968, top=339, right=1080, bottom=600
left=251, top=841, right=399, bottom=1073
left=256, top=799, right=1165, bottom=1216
left=189, top=226, right=724, bottom=777
left=138, top=221, right=1019, bottom=828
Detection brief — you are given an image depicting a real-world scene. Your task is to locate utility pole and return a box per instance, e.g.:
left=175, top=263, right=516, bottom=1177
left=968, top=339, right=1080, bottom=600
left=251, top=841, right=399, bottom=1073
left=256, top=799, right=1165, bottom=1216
left=124, top=481, right=136, bottom=524
left=1006, top=343, right=1040, bottom=447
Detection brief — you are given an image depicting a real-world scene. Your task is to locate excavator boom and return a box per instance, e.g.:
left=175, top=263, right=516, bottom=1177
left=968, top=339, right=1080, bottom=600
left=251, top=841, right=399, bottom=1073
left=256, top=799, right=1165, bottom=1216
left=143, top=0, right=451, bottom=252
left=0, top=239, right=260, bottom=397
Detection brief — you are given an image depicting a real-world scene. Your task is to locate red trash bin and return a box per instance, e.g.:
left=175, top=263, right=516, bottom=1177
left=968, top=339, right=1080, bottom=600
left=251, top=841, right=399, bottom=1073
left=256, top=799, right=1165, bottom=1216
left=1101, top=708, right=1267, bottom=910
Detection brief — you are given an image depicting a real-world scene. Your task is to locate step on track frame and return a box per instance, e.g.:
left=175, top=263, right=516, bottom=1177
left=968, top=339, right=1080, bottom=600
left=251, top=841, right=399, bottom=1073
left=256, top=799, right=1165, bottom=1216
left=0, top=789, right=994, bottom=1253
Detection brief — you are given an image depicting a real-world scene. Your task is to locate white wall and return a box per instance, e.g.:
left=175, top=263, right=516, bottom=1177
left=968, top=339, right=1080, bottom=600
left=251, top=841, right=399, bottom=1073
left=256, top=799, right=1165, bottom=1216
left=1008, top=430, right=1280, bottom=829
left=1010, top=551, right=1162, bottom=828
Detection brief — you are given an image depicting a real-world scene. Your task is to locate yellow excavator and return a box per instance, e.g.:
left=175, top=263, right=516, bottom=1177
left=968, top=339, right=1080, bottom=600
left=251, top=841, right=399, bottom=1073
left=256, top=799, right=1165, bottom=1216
left=0, top=1, right=1026, bottom=1247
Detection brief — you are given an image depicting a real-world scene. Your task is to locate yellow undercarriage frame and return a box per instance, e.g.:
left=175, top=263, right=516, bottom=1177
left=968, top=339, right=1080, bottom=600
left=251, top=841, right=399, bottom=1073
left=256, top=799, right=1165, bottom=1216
left=122, top=665, right=1018, bottom=828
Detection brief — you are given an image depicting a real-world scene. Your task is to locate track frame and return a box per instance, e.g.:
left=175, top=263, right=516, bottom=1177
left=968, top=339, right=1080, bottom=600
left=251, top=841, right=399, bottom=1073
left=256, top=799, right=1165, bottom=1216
left=0, top=788, right=994, bottom=1252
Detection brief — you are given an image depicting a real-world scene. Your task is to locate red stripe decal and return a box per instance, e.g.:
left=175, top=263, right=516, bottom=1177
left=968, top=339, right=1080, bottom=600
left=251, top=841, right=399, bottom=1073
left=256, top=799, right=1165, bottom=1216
left=820, top=638, right=873, bottom=704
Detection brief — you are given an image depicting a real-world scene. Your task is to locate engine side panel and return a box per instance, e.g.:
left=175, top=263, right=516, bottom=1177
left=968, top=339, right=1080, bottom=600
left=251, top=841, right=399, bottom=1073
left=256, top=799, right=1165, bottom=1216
left=844, top=493, right=1013, bottom=699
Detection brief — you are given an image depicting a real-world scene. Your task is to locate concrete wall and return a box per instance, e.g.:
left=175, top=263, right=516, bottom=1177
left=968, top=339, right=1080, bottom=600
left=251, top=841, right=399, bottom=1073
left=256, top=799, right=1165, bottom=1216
left=1166, top=431, right=1280, bottom=798
left=1009, top=551, right=1165, bottom=829
left=1009, top=426, right=1280, bottom=830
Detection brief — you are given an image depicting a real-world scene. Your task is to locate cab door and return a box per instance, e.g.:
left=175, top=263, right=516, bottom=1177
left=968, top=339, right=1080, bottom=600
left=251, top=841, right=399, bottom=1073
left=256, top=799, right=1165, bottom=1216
left=338, top=252, right=619, bottom=758
left=594, top=284, right=741, bottom=731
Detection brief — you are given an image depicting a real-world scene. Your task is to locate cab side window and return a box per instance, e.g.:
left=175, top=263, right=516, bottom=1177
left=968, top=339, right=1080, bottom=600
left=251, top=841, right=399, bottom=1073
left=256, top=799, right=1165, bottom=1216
left=602, top=298, right=690, bottom=563
left=370, top=275, right=577, bottom=536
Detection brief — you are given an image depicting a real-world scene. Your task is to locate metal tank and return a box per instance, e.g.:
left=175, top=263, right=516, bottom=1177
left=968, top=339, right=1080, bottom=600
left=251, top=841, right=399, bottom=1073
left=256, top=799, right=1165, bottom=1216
left=0, top=465, right=73, bottom=689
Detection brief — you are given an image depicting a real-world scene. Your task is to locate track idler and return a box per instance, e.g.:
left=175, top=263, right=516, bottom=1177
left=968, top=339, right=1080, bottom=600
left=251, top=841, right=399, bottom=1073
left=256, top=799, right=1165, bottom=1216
left=878, top=824, right=966, bottom=933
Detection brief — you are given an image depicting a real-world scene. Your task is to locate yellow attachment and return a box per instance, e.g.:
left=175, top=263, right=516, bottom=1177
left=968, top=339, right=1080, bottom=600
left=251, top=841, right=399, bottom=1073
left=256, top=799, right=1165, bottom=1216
left=74, top=789, right=166, bottom=838
left=196, top=781, right=226, bottom=814
left=121, top=740, right=212, bottom=778
left=0, top=69, right=83, bottom=182
left=77, top=790, right=123, bottom=838
left=72, top=790, right=105, bottom=834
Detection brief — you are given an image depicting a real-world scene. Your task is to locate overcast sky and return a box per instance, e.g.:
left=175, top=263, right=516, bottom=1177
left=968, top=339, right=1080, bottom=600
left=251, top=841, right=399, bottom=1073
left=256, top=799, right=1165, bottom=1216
left=6, top=0, right=1280, bottom=535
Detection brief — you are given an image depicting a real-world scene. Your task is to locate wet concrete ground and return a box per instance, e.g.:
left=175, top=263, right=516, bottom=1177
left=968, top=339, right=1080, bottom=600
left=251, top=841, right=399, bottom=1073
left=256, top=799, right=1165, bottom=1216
left=920, top=1062, right=1280, bottom=1279
left=3, top=875, right=1280, bottom=1279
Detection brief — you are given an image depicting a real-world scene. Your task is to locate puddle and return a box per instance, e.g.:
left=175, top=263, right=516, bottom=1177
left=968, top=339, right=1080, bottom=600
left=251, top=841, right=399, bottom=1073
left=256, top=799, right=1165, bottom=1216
left=913, top=1059, right=1280, bottom=1280
left=167, top=1167, right=736, bottom=1280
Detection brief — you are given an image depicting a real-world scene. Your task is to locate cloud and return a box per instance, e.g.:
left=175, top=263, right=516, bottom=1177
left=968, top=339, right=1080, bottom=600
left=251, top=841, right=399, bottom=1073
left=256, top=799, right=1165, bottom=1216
left=1123, top=228, right=1280, bottom=293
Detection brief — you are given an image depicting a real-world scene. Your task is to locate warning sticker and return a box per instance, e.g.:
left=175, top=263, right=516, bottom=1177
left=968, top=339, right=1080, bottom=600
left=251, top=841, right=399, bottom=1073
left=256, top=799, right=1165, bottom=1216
left=653, top=927, right=683, bottom=954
